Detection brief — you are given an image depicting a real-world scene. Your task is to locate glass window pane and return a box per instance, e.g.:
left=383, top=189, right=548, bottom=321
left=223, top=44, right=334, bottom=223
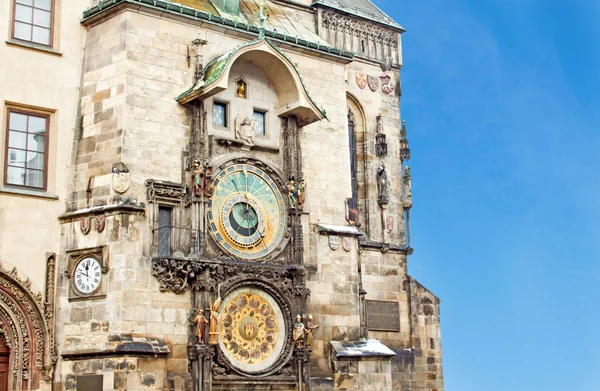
left=32, top=26, right=50, bottom=45
left=14, top=21, right=32, bottom=41
left=28, top=133, right=45, bottom=152
left=28, top=116, right=46, bottom=134
left=6, top=167, right=25, bottom=186
left=9, top=112, right=28, bottom=131
left=16, top=0, right=34, bottom=6
left=253, top=111, right=265, bottom=135
left=7, top=149, right=26, bottom=167
left=34, top=0, right=51, bottom=11
left=8, top=131, right=27, bottom=149
left=33, top=9, right=50, bottom=27
left=15, top=4, right=33, bottom=23
left=25, top=169, right=44, bottom=188
left=27, top=151, right=44, bottom=169
left=213, top=103, right=226, bottom=127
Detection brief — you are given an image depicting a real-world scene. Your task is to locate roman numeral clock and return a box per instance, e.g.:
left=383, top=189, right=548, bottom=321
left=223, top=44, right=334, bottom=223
left=65, top=246, right=109, bottom=300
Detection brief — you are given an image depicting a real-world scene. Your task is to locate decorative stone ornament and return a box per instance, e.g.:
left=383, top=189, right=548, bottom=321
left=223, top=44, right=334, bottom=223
left=386, top=216, right=394, bottom=233
left=111, top=162, right=131, bottom=193
left=80, top=217, right=91, bottom=235
left=367, top=75, right=380, bottom=92
left=342, top=236, right=352, bottom=252
left=329, top=235, right=339, bottom=250
left=356, top=73, right=367, bottom=89
left=380, top=74, right=395, bottom=94
left=94, top=215, right=106, bottom=233
left=235, top=115, right=256, bottom=147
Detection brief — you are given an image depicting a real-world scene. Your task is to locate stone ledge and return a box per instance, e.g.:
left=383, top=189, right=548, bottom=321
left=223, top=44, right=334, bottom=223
left=59, top=203, right=146, bottom=222
left=330, top=339, right=395, bottom=361
left=314, top=224, right=362, bottom=237
left=62, top=335, right=170, bottom=360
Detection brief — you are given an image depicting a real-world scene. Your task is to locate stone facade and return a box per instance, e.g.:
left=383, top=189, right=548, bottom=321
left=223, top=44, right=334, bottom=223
left=0, top=0, right=443, bottom=390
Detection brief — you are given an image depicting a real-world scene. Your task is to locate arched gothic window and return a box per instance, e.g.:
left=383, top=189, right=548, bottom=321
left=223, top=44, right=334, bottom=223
left=348, top=108, right=357, bottom=210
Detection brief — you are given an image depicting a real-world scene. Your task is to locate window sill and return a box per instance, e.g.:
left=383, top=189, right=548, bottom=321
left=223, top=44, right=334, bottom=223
left=0, top=187, right=59, bottom=200
left=5, top=39, right=62, bottom=57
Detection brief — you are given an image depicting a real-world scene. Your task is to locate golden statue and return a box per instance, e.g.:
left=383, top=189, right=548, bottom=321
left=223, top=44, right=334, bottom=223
left=209, top=297, right=222, bottom=345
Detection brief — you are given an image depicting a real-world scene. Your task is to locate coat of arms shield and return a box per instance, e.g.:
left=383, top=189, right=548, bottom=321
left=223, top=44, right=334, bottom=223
left=355, top=73, right=367, bottom=89
left=367, top=75, right=379, bottom=92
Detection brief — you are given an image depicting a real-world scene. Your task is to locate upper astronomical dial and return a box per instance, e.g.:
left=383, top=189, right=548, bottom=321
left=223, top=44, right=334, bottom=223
left=208, top=163, right=286, bottom=260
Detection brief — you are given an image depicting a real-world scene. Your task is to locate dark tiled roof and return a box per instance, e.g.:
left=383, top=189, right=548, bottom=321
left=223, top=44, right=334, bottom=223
left=312, top=0, right=404, bottom=31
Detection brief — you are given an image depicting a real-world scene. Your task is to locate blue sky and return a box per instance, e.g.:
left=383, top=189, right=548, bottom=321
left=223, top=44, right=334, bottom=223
left=374, top=1, right=600, bottom=390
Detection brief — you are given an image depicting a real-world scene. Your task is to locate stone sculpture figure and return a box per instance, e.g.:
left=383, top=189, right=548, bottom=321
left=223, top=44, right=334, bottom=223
left=305, top=314, right=319, bottom=347
left=192, top=159, right=204, bottom=196
left=293, top=314, right=305, bottom=348
left=403, top=165, right=412, bottom=209
left=209, top=297, right=221, bottom=345
left=377, top=164, right=389, bottom=206
left=204, top=166, right=215, bottom=198
left=193, top=308, right=208, bottom=343
left=235, top=116, right=255, bottom=146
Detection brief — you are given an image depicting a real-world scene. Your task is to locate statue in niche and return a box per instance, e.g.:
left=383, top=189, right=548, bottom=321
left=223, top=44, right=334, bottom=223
left=403, top=166, right=412, bottom=209
left=305, top=315, right=319, bottom=347
left=204, top=166, right=215, bottom=198
left=192, top=159, right=204, bottom=196
left=376, top=115, right=384, bottom=134
left=236, top=79, right=247, bottom=99
left=193, top=308, right=208, bottom=343
left=209, top=297, right=221, bottom=345
left=235, top=116, right=255, bottom=146
left=293, top=314, right=305, bottom=348
left=377, top=164, right=389, bottom=206
left=288, top=178, right=297, bottom=208
left=297, top=177, right=306, bottom=208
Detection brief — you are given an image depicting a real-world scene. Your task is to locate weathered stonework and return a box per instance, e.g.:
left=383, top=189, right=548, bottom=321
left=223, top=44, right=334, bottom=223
left=0, top=0, right=442, bottom=390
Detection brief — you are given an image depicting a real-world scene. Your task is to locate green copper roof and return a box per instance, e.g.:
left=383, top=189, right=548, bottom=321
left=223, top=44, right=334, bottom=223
left=82, top=0, right=353, bottom=58
left=176, top=37, right=328, bottom=120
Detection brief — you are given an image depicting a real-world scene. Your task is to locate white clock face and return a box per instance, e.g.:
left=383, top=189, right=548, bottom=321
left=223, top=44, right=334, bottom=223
left=74, top=257, right=102, bottom=295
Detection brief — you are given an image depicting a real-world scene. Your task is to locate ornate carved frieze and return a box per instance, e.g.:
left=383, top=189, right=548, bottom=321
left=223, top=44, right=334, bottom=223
left=146, top=179, right=188, bottom=205
left=0, top=260, right=56, bottom=388
left=320, top=10, right=400, bottom=66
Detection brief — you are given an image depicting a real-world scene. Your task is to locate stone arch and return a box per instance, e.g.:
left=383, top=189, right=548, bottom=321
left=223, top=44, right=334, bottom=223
left=0, top=259, right=55, bottom=390
left=346, top=93, right=368, bottom=228
left=178, top=39, right=326, bottom=127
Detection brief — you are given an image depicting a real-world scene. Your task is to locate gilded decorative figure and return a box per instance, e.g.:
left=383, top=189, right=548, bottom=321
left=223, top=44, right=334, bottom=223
left=293, top=314, right=305, bottom=348
left=305, top=314, right=319, bottom=347
left=377, top=164, right=389, bottom=206
left=236, top=79, right=247, bottom=98
left=403, top=166, right=412, bottom=209
left=297, top=177, right=305, bottom=208
left=192, top=159, right=204, bottom=196
left=193, top=308, right=208, bottom=343
left=288, top=178, right=297, bottom=208
left=209, top=297, right=221, bottom=345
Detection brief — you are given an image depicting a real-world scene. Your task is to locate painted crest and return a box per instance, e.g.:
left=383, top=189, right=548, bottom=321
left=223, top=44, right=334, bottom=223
left=112, top=171, right=131, bottom=194
left=342, top=237, right=352, bottom=252
left=80, top=217, right=92, bottom=235
left=94, top=216, right=106, bottom=233
left=329, top=235, right=339, bottom=250
left=367, top=75, right=379, bottom=92
left=380, top=74, right=395, bottom=94
left=385, top=216, right=394, bottom=233
left=356, top=73, right=367, bottom=89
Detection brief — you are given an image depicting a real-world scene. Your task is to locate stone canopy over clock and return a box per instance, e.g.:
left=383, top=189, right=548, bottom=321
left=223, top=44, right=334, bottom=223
left=207, top=160, right=289, bottom=260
